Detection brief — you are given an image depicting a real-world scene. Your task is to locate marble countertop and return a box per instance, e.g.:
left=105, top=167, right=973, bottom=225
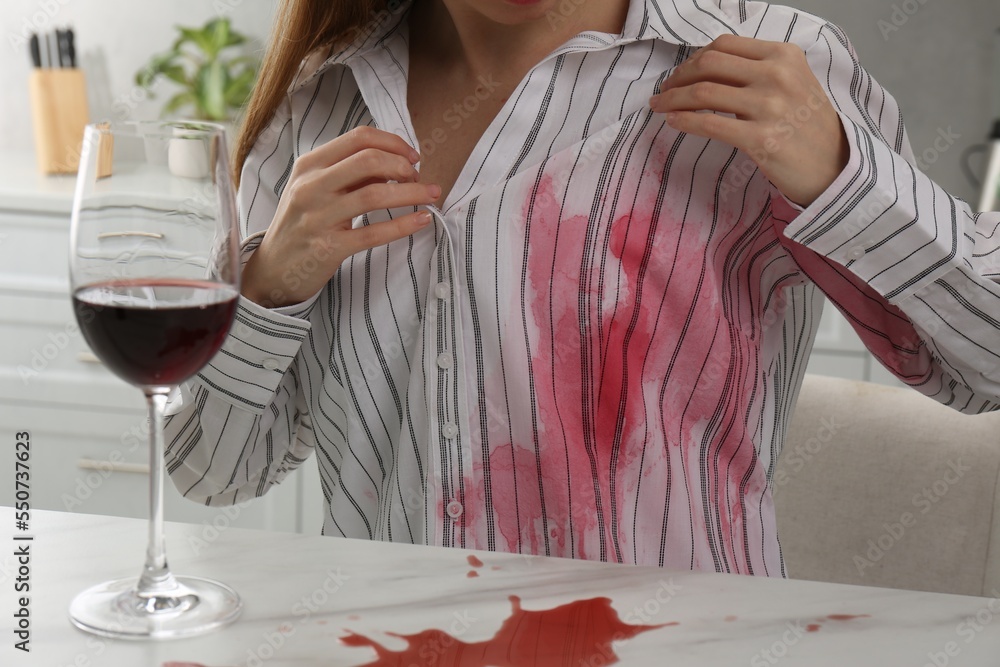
left=0, top=151, right=76, bottom=214
left=3, top=507, right=1000, bottom=666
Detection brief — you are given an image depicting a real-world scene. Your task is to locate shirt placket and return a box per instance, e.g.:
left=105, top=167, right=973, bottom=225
left=428, top=217, right=475, bottom=548
left=346, top=44, right=475, bottom=549
left=432, top=231, right=455, bottom=545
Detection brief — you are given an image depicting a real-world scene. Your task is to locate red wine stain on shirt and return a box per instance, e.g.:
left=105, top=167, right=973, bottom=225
left=347, top=614, right=361, bottom=621
left=340, top=595, right=671, bottom=666
left=724, top=615, right=738, bottom=622
left=490, top=566, right=502, bottom=571
left=467, top=570, right=480, bottom=578
left=516, top=168, right=770, bottom=568
left=827, top=614, right=870, bottom=621
left=467, top=555, right=484, bottom=568
left=806, top=623, right=821, bottom=633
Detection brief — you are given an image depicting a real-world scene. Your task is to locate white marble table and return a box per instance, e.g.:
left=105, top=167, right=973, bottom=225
left=2, top=508, right=1000, bottom=666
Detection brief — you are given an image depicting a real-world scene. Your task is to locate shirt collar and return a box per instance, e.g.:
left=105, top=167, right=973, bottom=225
left=621, top=0, right=736, bottom=46
left=289, top=1, right=413, bottom=94
left=288, top=0, right=734, bottom=94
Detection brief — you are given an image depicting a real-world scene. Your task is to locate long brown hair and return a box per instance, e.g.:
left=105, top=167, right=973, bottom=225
left=234, top=0, right=389, bottom=185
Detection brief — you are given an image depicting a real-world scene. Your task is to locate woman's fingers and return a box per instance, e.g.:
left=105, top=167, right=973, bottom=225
left=701, top=33, right=790, bottom=60
left=661, top=111, right=747, bottom=152
left=651, top=34, right=846, bottom=206
left=335, top=181, right=441, bottom=221
left=650, top=81, right=755, bottom=117
left=245, top=125, right=441, bottom=309
left=322, top=148, right=420, bottom=191
left=660, top=49, right=759, bottom=92
left=338, top=210, right=434, bottom=255
left=299, top=126, right=421, bottom=171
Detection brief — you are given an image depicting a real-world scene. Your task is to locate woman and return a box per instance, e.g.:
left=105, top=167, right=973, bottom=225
left=165, top=0, right=1000, bottom=574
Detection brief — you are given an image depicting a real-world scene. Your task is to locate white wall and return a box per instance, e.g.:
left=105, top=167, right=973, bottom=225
left=1, top=0, right=276, bottom=154
left=786, top=0, right=1000, bottom=206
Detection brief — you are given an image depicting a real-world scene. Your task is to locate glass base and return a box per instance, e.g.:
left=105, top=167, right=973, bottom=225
left=69, top=575, right=242, bottom=640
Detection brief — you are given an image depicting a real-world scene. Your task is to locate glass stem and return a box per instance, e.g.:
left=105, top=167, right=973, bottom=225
left=137, top=388, right=178, bottom=595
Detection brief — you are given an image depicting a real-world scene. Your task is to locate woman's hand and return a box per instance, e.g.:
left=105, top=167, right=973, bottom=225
left=649, top=34, right=849, bottom=207
left=242, top=126, right=440, bottom=308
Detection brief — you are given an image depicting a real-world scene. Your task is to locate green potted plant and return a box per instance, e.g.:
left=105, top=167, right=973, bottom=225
left=135, top=17, right=259, bottom=124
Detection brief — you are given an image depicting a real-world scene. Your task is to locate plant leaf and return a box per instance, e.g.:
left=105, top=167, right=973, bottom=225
left=135, top=50, right=179, bottom=87
left=162, top=91, right=197, bottom=116
left=197, top=60, right=228, bottom=121
left=137, top=17, right=259, bottom=121
left=206, top=18, right=230, bottom=57
left=179, top=25, right=216, bottom=58
left=161, top=64, right=188, bottom=86
left=224, top=69, right=256, bottom=108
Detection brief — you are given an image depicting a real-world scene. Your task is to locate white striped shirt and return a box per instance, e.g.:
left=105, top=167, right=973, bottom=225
left=165, top=0, right=1000, bottom=574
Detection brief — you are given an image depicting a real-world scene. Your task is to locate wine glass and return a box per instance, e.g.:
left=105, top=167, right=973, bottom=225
left=67, top=121, right=242, bottom=639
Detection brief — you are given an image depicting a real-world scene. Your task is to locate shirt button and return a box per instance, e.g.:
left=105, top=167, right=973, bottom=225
left=847, top=246, right=867, bottom=261
left=442, top=422, right=458, bottom=439
left=446, top=500, right=464, bottom=519
left=435, top=282, right=451, bottom=299
left=437, top=352, right=453, bottom=369
left=262, top=358, right=281, bottom=371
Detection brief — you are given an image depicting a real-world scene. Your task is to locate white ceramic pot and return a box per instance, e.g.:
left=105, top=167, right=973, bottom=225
left=167, top=132, right=211, bottom=179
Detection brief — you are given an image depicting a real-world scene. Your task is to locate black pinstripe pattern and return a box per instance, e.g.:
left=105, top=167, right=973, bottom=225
left=163, top=0, right=1000, bottom=573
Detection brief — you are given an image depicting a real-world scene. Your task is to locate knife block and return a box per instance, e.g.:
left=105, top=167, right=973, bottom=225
left=28, top=68, right=94, bottom=175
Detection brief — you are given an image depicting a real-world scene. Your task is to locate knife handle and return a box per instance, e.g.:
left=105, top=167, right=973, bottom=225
left=42, top=32, right=48, bottom=68
left=55, top=30, right=63, bottom=67
left=66, top=28, right=76, bottom=68
left=29, top=33, right=41, bottom=68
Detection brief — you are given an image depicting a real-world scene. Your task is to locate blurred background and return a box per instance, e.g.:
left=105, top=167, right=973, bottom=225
left=2, top=1, right=275, bottom=139
left=1, top=0, right=998, bottom=203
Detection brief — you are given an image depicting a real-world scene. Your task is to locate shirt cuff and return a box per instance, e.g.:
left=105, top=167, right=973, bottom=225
left=776, top=111, right=963, bottom=305
left=240, top=231, right=323, bottom=319
left=188, top=231, right=317, bottom=413
left=194, top=296, right=311, bottom=413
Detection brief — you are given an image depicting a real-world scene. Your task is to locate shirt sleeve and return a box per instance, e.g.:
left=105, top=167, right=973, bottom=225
left=163, top=96, right=319, bottom=503
left=770, top=21, right=1000, bottom=413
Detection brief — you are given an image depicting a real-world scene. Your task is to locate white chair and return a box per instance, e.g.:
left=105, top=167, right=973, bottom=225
left=775, top=374, right=1000, bottom=596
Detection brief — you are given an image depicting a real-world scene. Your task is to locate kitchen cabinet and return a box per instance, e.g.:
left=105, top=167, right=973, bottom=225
left=0, top=152, right=319, bottom=533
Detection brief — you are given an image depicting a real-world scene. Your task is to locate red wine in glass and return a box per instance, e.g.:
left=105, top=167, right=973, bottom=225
left=73, top=279, right=237, bottom=388
left=69, top=120, right=243, bottom=640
